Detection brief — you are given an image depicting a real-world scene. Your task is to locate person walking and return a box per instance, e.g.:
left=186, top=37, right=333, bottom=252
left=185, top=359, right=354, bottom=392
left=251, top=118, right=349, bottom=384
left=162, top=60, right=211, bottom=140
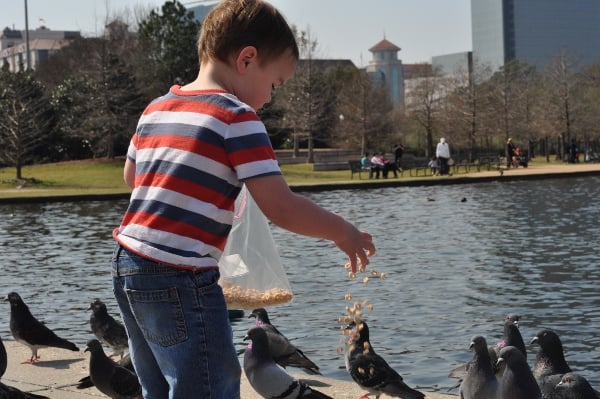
left=435, top=137, right=451, bottom=176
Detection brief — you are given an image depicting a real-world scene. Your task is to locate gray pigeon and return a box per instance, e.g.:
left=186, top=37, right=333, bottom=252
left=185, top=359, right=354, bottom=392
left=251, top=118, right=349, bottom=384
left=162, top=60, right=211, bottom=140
left=497, top=345, right=542, bottom=399
left=89, top=299, right=128, bottom=358
left=0, top=382, right=50, bottom=399
left=5, top=292, right=79, bottom=363
left=344, top=321, right=425, bottom=399
left=85, top=339, right=141, bottom=399
left=249, top=308, right=321, bottom=375
left=0, top=335, right=7, bottom=378
left=531, top=329, right=572, bottom=396
left=243, top=327, right=332, bottom=399
left=458, top=336, right=499, bottom=399
left=448, top=313, right=523, bottom=382
left=553, top=373, right=600, bottom=399
left=77, top=353, right=135, bottom=390
left=498, top=314, right=527, bottom=359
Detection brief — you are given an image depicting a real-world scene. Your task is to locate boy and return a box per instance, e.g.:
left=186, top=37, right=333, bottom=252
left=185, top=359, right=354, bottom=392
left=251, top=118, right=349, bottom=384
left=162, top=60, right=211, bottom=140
left=111, top=0, right=375, bottom=398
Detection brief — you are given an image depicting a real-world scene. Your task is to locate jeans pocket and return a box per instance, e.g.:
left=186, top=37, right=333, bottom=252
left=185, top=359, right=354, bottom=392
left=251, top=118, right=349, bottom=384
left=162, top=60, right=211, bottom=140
left=126, top=287, right=188, bottom=347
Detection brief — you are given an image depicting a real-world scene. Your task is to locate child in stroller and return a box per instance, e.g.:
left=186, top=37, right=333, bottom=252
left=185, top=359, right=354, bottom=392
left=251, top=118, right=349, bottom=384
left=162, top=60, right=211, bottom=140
left=512, top=147, right=528, bottom=168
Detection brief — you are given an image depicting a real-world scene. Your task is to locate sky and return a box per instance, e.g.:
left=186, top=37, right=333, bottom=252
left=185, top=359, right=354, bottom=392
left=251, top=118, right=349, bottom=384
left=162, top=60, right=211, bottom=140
left=2, top=0, right=473, bottom=66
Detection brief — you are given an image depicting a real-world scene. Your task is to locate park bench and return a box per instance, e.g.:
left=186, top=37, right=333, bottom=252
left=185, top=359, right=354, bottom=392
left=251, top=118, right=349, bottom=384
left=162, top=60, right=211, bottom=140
left=348, top=160, right=371, bottom=179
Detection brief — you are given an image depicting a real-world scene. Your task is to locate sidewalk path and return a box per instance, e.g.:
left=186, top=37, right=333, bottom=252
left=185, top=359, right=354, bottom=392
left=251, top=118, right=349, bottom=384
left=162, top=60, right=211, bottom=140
left=1, top=341, right=457, bottom=398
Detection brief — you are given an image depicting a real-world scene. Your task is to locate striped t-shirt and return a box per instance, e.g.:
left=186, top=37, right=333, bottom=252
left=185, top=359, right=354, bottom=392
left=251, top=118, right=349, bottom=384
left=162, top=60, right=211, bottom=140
left=114, top=85, right=281, bottom=269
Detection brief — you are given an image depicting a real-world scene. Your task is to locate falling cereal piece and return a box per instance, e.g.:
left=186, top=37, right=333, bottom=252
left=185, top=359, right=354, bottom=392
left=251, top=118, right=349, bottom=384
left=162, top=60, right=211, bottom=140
left=370, top=270, right=379, bottom=276
left=344, top=262, right=352, bottom=270
left=354, top=302, right=362, bottom=310
left=362, top=299, right=370, bottom=305
left=344, top=293, right=352, bottom=301
left=380, top=272, right=387, bottom=280
left=349, top=271, right=356, bottom=279
left=336, top=347, right=345, bottom=354
left=363, top=277, right=369, bottom=284
left=367, top=304, right=374, bottom=311
left=359, top=266, right=366, bottom=273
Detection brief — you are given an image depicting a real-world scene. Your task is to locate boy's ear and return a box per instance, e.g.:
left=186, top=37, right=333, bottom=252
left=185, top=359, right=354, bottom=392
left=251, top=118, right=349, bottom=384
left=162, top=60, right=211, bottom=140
left=236, top=46, right=258, bottom=74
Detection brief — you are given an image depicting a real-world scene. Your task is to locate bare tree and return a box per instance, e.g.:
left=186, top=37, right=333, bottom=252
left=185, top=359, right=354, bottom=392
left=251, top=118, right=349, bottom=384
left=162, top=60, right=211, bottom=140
left=0, top=68, right=54, bottom=180
left=541, top=49, right=584, bottom=160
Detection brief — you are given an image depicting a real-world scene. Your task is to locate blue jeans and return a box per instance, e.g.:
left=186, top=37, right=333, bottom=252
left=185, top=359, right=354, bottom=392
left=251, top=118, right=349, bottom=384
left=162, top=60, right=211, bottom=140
left=111, top=245, right=241, bottom=399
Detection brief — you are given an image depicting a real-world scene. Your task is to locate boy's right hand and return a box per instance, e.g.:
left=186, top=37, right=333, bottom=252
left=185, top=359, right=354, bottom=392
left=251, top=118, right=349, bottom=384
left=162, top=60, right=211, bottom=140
left=335, top=230, right=375, bottom=274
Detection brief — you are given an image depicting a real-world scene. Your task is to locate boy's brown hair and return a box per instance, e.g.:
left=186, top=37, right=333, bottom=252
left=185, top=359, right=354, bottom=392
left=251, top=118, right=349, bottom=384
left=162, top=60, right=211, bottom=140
left=198, top=0, right=299, bottom=66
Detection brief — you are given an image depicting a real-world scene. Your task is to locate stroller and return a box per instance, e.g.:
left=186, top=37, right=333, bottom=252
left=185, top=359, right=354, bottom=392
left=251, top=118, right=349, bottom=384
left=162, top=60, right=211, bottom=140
left=512, top=147, right=528, bottom=168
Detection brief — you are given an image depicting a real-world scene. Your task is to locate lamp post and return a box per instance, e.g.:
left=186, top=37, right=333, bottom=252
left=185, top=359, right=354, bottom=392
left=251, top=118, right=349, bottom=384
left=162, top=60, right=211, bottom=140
left=24, top=0, right=31, bottom=70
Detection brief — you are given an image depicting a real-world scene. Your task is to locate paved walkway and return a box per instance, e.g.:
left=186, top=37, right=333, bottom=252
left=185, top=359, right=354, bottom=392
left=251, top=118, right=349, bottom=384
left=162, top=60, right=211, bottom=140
left=1, top=341, right=456, bottom=398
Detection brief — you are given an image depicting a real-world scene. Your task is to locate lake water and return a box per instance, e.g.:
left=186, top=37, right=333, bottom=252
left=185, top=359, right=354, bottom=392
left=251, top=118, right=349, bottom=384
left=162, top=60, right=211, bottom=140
left=1, top=176, right=599, bottom=393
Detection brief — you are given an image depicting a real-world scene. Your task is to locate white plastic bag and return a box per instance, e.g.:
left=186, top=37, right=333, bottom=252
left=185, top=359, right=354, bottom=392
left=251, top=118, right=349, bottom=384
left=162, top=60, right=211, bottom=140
left=218, top=185, right=293, bottom=309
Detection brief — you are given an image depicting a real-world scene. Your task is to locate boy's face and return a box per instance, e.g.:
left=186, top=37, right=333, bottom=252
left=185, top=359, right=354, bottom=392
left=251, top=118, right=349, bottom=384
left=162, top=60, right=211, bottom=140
left=237, top=49, right=297, bottom=111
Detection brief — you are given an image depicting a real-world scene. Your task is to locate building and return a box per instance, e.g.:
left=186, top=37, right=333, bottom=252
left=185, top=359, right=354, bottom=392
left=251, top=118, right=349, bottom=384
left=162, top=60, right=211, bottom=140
left=432, top=51, right=473, bottom=79
left=0, top=26, right=80, bottom=72
left=365, top=38, right=405, bottom=109
left=471, top=0, right=600, bottom=73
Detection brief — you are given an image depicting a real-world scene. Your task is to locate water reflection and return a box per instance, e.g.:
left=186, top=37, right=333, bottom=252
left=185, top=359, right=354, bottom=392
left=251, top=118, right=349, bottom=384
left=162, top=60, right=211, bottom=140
left=0, top=177, right=599, bottom=391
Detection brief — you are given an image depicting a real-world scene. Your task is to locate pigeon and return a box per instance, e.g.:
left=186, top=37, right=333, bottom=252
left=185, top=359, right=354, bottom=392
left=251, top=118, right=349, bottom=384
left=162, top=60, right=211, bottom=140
left=344, top=320, right=425, bottom=399
left=0, top=335, right=7, bottom=378
left=243, top=327, right=332, bottom=399
left=0, top=382, right=50, bottom=399
left=85, top=339, right=141, bottom=399
left=498, top=313, right=527, bottom=359
left=448, top=313, right=523, bottom=382
left=496, top=345, right=542, bottom=399
left=531, top=329, right=572, bottom=395
left=248, top=308, right=321, bottom=375
left=77, top=353, right=135, bottom=390
left=5, top=292, right=79, bottom=363
left=553, top=372, right=600, bottom=399
left=88, top=299, right=128, bottom=358
left=458, top=336, right=499, bottom=399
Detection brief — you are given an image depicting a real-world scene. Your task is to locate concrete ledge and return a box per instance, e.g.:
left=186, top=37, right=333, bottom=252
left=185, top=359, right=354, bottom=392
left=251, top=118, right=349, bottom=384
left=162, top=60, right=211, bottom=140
left=1, top=340, right=456, bottom=398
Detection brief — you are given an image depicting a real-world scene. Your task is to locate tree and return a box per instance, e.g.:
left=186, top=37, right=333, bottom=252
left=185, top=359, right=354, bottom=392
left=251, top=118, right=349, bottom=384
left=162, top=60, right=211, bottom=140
left=136, top=0, right=200, bottom=99
left=541, top=49, right=582, bottom=161
left=0, top=67, right=54, bottom=180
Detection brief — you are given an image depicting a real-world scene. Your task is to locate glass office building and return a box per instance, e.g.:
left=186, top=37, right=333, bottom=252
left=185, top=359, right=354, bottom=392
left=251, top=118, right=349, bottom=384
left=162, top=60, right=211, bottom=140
left=472, top=0, right=600, bottom=72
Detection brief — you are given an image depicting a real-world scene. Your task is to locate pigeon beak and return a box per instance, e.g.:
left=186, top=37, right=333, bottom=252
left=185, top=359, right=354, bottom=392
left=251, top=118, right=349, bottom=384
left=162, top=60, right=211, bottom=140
left=468, top=342, right=475, bottom=350
left=243, top=334, right=249, bottom=342
left=513, top=320, right=519, bottom=328
left=496, top=357, right=505, bottom=368
left=248, top=312, right=256, bottom=319
left=530, top=336, right=538, bottom=345
left=84, top=347, right=90, bottom=353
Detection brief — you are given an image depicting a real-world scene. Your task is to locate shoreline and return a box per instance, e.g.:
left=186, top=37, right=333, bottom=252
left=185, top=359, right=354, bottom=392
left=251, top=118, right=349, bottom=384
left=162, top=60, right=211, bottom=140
left=1, top=163, right=600, bottom=204
left=1, top=340, right=457, bottom=398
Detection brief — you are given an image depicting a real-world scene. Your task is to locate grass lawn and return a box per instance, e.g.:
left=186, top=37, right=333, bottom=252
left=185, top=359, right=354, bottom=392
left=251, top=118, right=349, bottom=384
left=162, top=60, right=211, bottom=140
left=0, top=156, right=568, bottom=199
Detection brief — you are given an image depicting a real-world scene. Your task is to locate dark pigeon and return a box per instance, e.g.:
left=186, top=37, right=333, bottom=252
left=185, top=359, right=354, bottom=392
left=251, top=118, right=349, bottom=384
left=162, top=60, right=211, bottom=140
left=553, top=373, right=600, bottom=399
left=344, top=320, right=425, bottom=399
left=5, top=292, right=79, bottom=363
left=249, top=308, right=320, bottom=375
left=85, top=339, right=141, bottom=399
left=243, top=327, right=332, bottom=399
left=77, top=353, right=135, bottom=390
left=88, top=299, right=128, bottom=358
left=448, top=313, right=523, bottom=382
left=0, top=335, right=7, bottom=378
left=458, top=336, right=499, bottom=399
left=497, top=345, right=542, bottom=399
left=531, top=329, right=572, bottom=396
left=498, top=313, right=527, bottom=359
left=0, top=382, right=50, bottom=399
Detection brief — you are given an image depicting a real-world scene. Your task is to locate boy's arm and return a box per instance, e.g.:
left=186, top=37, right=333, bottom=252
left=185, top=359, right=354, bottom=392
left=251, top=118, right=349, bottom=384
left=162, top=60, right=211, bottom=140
left=245, top=174, right=375, bottom=273
left=123, top=158, right=136, bottom=189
